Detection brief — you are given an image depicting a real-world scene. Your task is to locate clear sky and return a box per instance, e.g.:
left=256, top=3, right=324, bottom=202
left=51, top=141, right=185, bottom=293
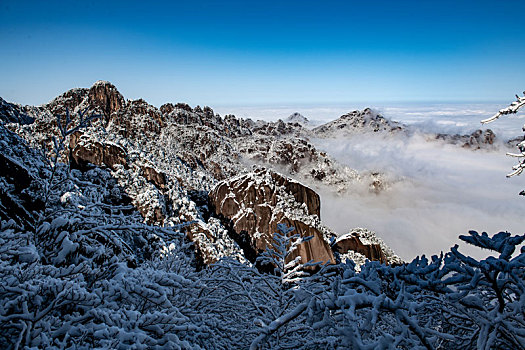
left=1, top=0, right=524, bottom=107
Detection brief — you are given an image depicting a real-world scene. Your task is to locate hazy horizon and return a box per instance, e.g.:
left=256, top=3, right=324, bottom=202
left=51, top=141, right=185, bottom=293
left=4, top=85, right=524, bottom=141
left=0, top=80, right=516, bottom=109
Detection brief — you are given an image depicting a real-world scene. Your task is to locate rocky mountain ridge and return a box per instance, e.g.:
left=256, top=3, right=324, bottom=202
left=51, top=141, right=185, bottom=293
left=312, top=108, right=404, bottom=135
left=310, top=106, right=509, bottom=150
left=1, top=81, right=405, bottom=268
left=2, top=81, right=513, bottom=268
left=3, top=82, right=524, bottom=349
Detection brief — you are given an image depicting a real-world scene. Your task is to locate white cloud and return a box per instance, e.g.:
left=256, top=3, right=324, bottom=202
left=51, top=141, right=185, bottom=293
left=311, top=133, right=525, bottom=261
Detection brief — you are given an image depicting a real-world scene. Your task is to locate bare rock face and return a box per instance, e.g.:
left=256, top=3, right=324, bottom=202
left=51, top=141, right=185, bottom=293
left=88, top=81, right=125, bottom=124
left=210, top=168, right=335, bottom=266
left=139, top=165, right=167, bottom=190
left=70, top=134, right=127, bottom=170
left=334, top=232, right=387, bottom=264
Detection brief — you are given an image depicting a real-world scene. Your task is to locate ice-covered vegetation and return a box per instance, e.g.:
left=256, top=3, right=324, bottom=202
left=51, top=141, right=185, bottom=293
left=482, top=92, right=525, bottom=193
left=2, top=209, right=523, bottom=348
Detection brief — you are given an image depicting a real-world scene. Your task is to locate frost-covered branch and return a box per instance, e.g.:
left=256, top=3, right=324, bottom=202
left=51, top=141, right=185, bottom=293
left=43, top=108, right=100, bottom=207
left=481, top=92, right=525, bottom=124
left=249, top=301, right=309, bottom=350
left=481, top=92, right=525, bottom=187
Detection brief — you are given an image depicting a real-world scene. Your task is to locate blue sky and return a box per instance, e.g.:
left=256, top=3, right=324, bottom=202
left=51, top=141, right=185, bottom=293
left=1, top=0, right=524, bottom=107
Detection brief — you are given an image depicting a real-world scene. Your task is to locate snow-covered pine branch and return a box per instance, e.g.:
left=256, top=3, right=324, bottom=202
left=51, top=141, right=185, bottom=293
left=481, top=92, right=525, bottom=124
left=43, top=108, right=101, bottom=207
left=481, top=92, right=525, bottom=188
left=256, top=223, right=319, bottom=286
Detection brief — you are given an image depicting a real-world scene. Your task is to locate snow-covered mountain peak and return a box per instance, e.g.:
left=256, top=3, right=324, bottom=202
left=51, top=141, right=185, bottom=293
left=285, top=112, right=309, bottom=125
left=313, top=107, right=404, bottom=136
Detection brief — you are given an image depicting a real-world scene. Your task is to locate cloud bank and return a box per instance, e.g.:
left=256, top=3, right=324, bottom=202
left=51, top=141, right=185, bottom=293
left=311, top=132, right=525, bottom=261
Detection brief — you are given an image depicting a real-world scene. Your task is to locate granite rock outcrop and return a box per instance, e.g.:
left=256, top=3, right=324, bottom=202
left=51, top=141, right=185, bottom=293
left=210, top=168, right=335, bottom=265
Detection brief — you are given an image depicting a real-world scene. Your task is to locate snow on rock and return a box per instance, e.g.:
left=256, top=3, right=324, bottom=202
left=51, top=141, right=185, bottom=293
left=0, top=81, right=401, bottom=265
left=251, top=118, right=305, bottom=136
left=334, top=231, right=387, bottom=265
left=0, top=97, right=34, bottom=125
left=434, top=128, right=498, bottom=149
left=235, top=132, right=368, bottom=193
left=336, top=228, right=404, bottom=266
left=45, top=87, right=90, bottom=117
left=70, top=133, right=128, bottom=170
left=1, top=82, right=523, bottom=349
left=210, top=167, right=336, bottom=266
left=313, top=108, right=404, bottom=136
left=0, top=125, right=46, bottom=228
left=338, top=250, right=368, bottom=272
left=285, top=112, right=309, bottom=126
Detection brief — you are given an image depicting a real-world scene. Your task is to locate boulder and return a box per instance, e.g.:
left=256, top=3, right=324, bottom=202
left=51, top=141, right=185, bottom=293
left=70, top=135, right=127, bottom=170
left=334, top=232, right=388, bottom=264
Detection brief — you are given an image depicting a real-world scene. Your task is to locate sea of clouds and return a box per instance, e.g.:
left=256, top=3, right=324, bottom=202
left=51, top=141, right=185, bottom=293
left=312, top=132, right=524, bottom=261
left=216, top=103, right=525, bottom=261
